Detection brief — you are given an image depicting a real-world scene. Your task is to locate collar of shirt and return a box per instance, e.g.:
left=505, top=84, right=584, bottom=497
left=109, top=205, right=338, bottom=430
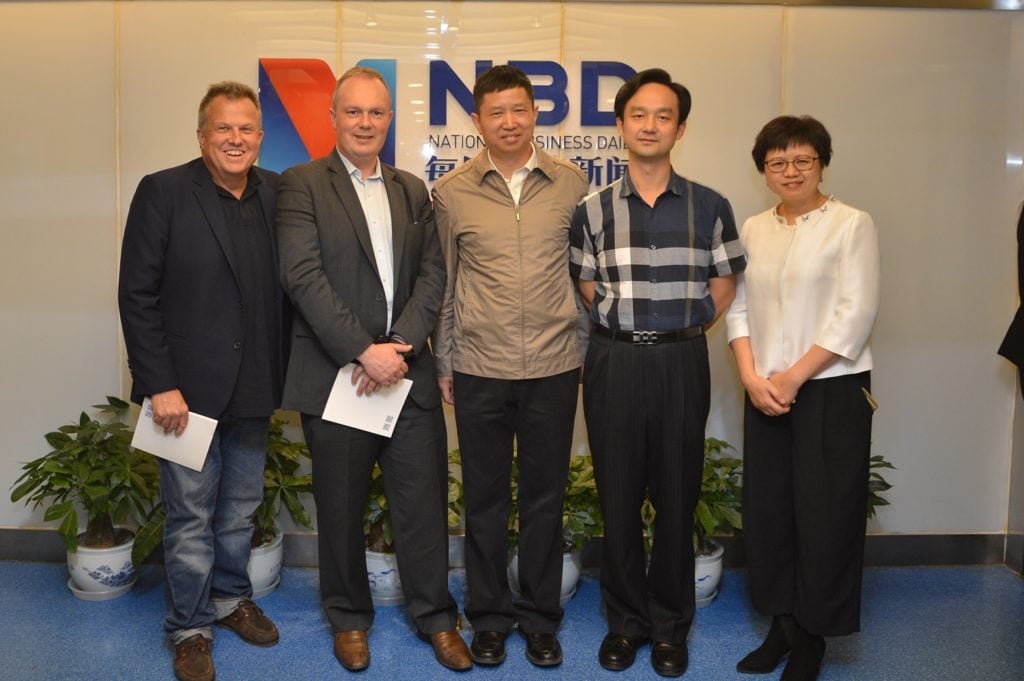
left=772, top=195, right=836, bottom=225
left=203, top=162, right=262, bottom=199
left=619, top=168, right=686, bottom=201
left=337, top=149, right=382, bottom=182
left=487, top=143, right=537, bottom=205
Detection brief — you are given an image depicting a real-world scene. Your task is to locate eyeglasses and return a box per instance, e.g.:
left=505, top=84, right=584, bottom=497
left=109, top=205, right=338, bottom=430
left=764, top=156, right=818, bottom=173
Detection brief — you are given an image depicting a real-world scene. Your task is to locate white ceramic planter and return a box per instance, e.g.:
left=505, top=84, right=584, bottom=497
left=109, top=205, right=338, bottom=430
left=248, top=531, right=284, bottom=599
left=66, top=532, right=137, bottom=601
left=507, top=550, right=582, bottom=606
left=366, top=549, right=405, bottom=606
left=694, top=540, right=725, bottom=607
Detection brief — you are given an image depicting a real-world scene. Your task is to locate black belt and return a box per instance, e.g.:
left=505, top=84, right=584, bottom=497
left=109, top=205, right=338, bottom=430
left=593, top=324, right=704, bottom=345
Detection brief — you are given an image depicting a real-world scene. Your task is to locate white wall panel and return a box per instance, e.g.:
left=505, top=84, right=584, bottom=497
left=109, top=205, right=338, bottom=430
left=118, top=1, right=337, bottom=239
left=0, top=1, right=118, bottom=526
left=785, top=8, right=1021, bottom=532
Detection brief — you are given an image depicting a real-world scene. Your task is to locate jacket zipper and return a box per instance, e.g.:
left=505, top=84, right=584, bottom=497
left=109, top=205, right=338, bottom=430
left=515, top=202, right=526, bottom=376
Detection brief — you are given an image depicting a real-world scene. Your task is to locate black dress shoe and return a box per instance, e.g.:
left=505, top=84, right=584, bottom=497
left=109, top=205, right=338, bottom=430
left=737, top=616, right=790, bottom=674
left=651, top=641, right=688, bottom=678
left=469, top=631, right=506, bottom=666
left=521, top=631, right=562, bottom=667
left=598, top=632, right=647, bottom=671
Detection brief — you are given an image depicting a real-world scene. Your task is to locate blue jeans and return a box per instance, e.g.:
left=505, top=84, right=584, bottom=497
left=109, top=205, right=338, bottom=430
left=159, top=415, right=268, bottom=643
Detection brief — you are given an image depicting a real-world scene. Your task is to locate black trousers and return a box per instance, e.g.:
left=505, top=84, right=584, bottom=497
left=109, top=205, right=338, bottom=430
left=742, top=371, right=872, bottom=637
left=302, top=402, right=457, bottom=635
left=453, top=369, right=579, bottom=634
left=583, top=332, right=710, bottom=646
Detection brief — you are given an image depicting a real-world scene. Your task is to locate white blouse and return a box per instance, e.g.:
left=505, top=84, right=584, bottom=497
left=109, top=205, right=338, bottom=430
left=726, top=197, right=880, bottom=380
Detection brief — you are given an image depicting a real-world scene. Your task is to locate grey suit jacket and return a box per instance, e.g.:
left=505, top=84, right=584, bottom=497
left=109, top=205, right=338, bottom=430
left=276, top=152, right=445, bottom=415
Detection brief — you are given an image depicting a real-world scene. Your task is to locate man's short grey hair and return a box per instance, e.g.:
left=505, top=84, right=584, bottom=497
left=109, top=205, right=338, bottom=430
left=197, top=81, right=261, bottom=129
left=331, top=67, right=391, bottom=112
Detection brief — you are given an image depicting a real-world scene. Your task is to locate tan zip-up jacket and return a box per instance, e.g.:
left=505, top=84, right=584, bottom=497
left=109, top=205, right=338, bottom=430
left=432, top=147, right=589, bottom=380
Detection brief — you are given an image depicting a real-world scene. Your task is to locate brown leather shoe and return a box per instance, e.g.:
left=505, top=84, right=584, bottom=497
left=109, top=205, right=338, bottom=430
left=173, top=634, right=214, bottom=681
left=431, top=629, right=473, bottom=671
left=333, top=630, right=370, bottom=671
left=216, top=599, right=279, bottom=646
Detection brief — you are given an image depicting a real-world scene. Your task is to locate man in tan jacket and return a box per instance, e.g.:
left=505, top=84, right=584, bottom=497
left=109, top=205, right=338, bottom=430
left=432, top=65, right=589, bottom=668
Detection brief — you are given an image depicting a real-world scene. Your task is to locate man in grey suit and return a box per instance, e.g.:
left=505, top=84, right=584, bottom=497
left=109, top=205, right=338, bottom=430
left=276, top=67, right=471, bottom=672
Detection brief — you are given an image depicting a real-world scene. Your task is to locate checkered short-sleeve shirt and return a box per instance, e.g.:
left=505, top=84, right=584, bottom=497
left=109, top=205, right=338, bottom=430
left=570, top=170, right=746, bottom=331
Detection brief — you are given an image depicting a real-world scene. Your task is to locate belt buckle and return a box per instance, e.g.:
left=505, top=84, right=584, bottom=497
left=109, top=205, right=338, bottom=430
left=632, top=330, right=657, bottom=345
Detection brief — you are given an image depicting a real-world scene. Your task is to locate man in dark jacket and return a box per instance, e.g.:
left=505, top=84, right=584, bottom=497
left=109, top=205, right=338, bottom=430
left=118, top=81, right=286, bottom=681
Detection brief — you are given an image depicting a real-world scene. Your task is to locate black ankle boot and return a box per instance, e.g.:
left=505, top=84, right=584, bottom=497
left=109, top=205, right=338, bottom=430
left=780, top=619, right=825, bottom=681
left=736, top=616, right=790, bottom=674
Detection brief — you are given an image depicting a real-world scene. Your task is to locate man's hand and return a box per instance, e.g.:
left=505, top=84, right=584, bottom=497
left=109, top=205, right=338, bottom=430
left=355, top=342, right=411, bottom=396
left=151, top=389, right=189, bottom=435
left=437, top=376, right=454, bottom=405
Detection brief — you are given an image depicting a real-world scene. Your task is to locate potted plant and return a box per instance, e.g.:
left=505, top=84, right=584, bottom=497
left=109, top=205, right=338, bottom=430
left=363, top=462, right=403, bottom=605
left=447, top=448, right=466, bottom=568
left=639, top=440, right=895, bottom=606
left=866, top=453, right=895, bottom=519
left=507, top=448, right=603, bottom=605
left=692, top=437, right=743, bottom=605
left=9, top=396, right=161, bottom=600
left=640, top=437, right=743, bottom=606
left=248, top=416, right=313, bottom=597
left=132, top=415, right=314, bottom=598
left=362, top=451, right=470, bottom=604
left=561, top=449, right=603, bottom=554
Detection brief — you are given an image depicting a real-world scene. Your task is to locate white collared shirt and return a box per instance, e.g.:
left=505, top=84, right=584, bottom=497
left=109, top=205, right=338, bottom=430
left=338, top=150, right=395, bottom=331
left=726, top=197, right=880, bottom=380
left=488, top=144, right=537, bottom=205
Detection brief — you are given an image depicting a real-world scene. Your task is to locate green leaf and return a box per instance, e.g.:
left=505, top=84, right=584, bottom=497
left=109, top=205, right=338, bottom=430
left=695, top=500, right=714, bottom=535
left=84, top=485, right=111, bottom=501
left=132, top=513, right=165, bottom=566
left=720, top=506, right=743, bottom=531
left=41, top=461, right=70, bottom=475
left=58, top=511, right=80, bottom=552
left=9, top=478, right=41, bottom=503
left=44, top=431, right=72, bottom=448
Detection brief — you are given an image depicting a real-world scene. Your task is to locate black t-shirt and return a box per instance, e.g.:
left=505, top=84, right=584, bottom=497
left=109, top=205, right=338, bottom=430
left=217, top=175, right=279, bottom=417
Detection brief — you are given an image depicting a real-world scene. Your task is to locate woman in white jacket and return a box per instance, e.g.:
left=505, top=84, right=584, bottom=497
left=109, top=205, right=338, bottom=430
left=726, top=115, right=880, bottom=681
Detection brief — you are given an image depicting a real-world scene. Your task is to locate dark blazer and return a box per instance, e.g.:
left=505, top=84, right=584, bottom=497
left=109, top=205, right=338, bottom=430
left=118, top=158, right=285, bottom=418
left=999, top=203, right=1024, bottom=367
left=276, top=152, right=445, bottom=415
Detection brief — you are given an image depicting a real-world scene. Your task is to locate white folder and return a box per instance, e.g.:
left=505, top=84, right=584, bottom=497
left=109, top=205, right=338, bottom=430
left=322, top=364, right=412, bottom=438
left=130, top=397, right=217, bottom=472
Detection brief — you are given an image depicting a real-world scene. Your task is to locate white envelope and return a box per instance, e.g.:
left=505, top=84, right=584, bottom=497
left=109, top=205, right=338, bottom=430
left=322, top=364, right=412, bottom=438
left=130, top=397, right=217, bottom=472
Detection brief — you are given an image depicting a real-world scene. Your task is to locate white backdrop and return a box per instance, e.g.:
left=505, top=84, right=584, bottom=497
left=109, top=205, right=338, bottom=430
left=0, top=1, right=1020, bottom=538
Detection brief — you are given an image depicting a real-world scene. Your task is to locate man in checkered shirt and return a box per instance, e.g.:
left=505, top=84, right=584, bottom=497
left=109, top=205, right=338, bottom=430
left=569, top=68, right=745, bottom=678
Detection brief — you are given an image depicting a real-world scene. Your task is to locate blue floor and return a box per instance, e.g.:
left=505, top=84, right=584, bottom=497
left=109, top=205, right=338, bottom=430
left=2, top=561, right=1022, bottom=680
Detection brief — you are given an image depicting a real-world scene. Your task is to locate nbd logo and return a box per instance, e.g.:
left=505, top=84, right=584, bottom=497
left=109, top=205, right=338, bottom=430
left=258, top=58, right=636, bottom=177
left=429, top=60, right=635, bottom=127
